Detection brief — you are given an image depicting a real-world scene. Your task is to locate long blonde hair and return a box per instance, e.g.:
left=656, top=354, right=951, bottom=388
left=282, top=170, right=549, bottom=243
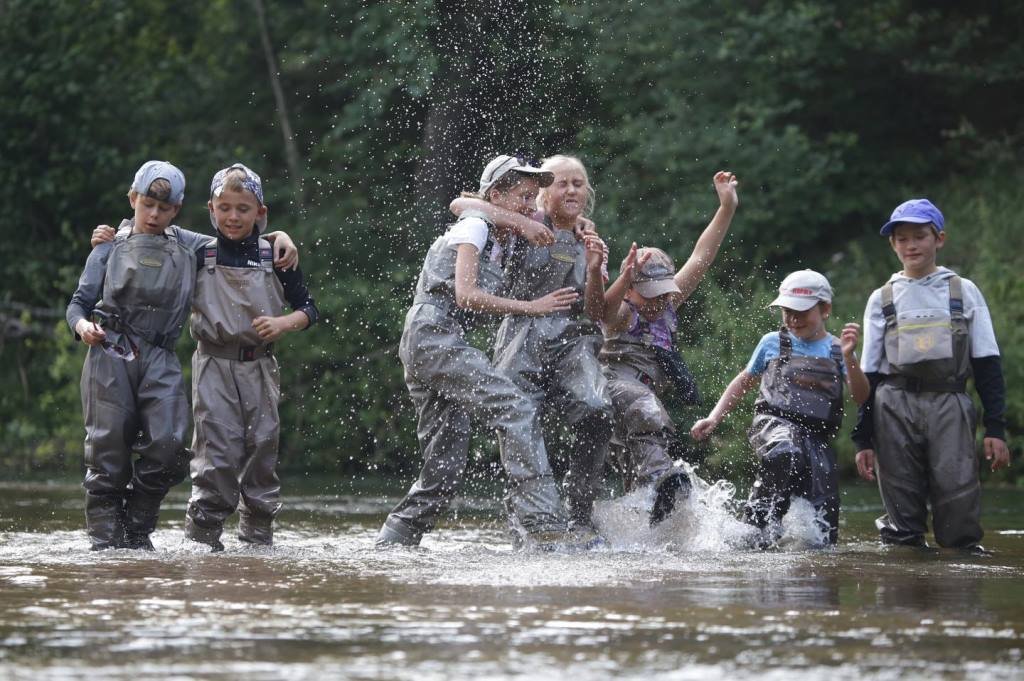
left=537, top=154, right=596, bottom=217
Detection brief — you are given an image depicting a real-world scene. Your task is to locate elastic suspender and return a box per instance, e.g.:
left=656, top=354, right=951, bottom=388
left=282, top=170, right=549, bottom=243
left=258, top=238, right=274, bottom=273
left=203, top=239, right=218, bottom=273
left=948, top=275, right=963, bottom=320
left=778, top=326, right=792, bottom=360
left=829, top=340, right=844, bottom=374
left=880, top=282, right=897, bottom=330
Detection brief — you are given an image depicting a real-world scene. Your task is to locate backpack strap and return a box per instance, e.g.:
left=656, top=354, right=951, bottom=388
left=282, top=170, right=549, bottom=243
left=258, top=237, right=274, bottom=273
left=203, top=239, right=218, bottom=273
left=880, top=282, right=897, bottom=330
left=948, top=275, right=964, bottom=320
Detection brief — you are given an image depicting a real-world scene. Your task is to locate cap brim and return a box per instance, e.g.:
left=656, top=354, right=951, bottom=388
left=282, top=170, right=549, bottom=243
left=880, top=216, right=935, bottom=236
left=511, top=167, right=555, bottom=187
left=634, top=279, right=682, bottom=298
left=768, top=294, right=821, bottom=311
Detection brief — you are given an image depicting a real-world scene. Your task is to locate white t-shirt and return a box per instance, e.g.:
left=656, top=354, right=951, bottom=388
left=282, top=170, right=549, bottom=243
left=447, top=217, right=505, bottom=264
left=861, top=267, right=999, bottom=373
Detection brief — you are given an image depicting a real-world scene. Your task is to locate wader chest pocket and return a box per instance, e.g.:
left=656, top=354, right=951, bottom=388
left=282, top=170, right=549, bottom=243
left=890, top=312, right=954, bottom=365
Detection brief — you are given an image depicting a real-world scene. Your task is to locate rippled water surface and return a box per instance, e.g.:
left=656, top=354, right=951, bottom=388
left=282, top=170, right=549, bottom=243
left=1, top=480, right=1022, bottom=680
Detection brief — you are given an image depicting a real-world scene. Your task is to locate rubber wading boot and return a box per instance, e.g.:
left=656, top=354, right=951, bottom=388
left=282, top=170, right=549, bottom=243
left=649, top=470, right=692, bottom=526
left=85, top=494, right=126, bottom=551
left=519, top=527, right=605, bottom=553
left=238, top=515, right=273, bottom=547
left=123, top=489, right=164, bottom=551
left=375, top=519, right=422, bottom=548
left=184, top=515, right=226, bottom=553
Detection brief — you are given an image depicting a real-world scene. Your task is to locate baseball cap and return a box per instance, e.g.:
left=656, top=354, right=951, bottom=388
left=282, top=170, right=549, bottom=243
left=209, top=163, right=267, bottom=231
left=769, top=269, right=833, bottom=311
left=131, top=160, right=185, bottom=205
left=632, top=249, right=682, bottom=299
left=880, top=198, right=944, bottom=236
left=478, top=155, right=554, bottom=195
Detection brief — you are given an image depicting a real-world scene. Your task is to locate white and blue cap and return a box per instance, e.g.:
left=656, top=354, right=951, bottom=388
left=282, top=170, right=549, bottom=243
left=131, top=160, right=185, bottom=205
left=478, top=155, right=554, bottom=195
left=769, top=269, right=833, bottom=311
left=209, top=163, right=266, bottom=231
left=880, top=198, right=945, bottom=236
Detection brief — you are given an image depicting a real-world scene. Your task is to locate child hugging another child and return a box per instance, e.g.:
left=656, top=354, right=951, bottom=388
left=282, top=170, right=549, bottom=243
left=691, top=270, right=869, bottom=547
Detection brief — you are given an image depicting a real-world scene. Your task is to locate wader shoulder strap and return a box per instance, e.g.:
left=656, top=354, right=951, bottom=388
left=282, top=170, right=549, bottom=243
left=204, top=239, right=218, bottom=272
left=880, top=282, right=897, bottom=329
left=830, top=339, right=844, bottom=373
left=948, top=275, right=964, bottom=320
left=258, top=237, right=274, bottom=273
left=778, top=327, right=792, bottom=360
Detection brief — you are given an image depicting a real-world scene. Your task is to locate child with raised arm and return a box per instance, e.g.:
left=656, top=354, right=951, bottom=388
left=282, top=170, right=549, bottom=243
left=449, top=154, right=611, bottom=537
left=376, top=155, right=593, bottom=550
left=691, top=270, right=870, bottom=546
left=601, top=171, right=738, bottom=524
left=852, top=199, right=1009, bottom=552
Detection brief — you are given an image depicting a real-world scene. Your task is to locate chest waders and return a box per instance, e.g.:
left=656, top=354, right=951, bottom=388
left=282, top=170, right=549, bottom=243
left=745, top=328, right=844, bottom=546
left=376, top=217, right=572, bottom=548
left=598, top=306, right=697, bottom=525
left=872, top=276, right=981, bottom=548
left=184, top=239, right=286, bottom=550
left=82, top=228, right=195, bottom=550
left=491, top=226, right=612, bottom=528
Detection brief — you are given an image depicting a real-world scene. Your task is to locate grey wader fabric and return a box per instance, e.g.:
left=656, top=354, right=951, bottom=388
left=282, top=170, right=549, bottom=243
left=379, top=218, right=568, bottom=545
left=599, top=332, right=678, bottom=493
left=81, top=226, right=196, bottom=550
left=492, top=227, right=612, bottom=525
left=873, top=276, right=981, bottom=548
left=746, top=328, right=845, bottom=545
left=185, top=239, right=285, bottom=547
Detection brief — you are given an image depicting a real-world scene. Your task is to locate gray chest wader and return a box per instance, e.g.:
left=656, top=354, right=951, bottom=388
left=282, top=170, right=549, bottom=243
left=492, top=227, right=612, bottom=526
left=745, top=328, right=844, bottom=546
left=184, top=240, right=286, bottom=548
left=872, top=276, right=981, bottom=548
left=378, top=224, right=570, bottom=547
left=82, top=228, right=196, bottom=550
left=598, top=318, right=698, bottom=523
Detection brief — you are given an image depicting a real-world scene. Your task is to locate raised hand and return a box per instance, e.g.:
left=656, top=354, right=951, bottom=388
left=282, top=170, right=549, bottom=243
left=91, top=224, right=116, bottom=248
left=528, top=287, right=578, bottom=316
left=840, top=322, right=861, bottom=356
left=713, top=171, right=739, bottom=210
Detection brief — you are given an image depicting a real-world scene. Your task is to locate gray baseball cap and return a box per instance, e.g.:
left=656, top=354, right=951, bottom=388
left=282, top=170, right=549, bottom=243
left=478, top=155, right=554, bottom=195
left=131, top=160, right=185, bottom=205
left=769, top=269, right=833, bottom=311
left=633, top=249, right=682, bottom=298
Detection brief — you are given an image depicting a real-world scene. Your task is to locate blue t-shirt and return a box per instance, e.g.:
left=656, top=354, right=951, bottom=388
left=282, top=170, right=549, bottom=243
left=745, top=331, right=847, bottom=376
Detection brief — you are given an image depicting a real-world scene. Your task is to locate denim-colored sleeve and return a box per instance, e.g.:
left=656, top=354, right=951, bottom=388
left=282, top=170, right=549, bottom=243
left=173, top=226, right=214, bottom=255
left=66, top=243, right=112, bottom=337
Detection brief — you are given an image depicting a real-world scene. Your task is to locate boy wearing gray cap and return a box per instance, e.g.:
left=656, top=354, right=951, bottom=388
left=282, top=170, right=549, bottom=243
left=183, top=164, right=318, bottom=551
left=691, top=270, right=870, bottom=546
left=67, top=161, right=207, bottom=550
left=852, top=199, right=1009, bottom=551
left=76, top=163, right=300, bottom=551
left=601, top=171, right=738, bottom=524
left=376, top=155, right=590, bottom=550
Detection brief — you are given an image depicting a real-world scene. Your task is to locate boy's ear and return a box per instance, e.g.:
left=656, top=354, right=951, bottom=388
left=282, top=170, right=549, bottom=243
left=820, top=301, right=832, bottom=317
left=258, top=205, right=268, bottom=219
left=935, top=230, right=946, bottom=249
left=129, top=191, right=138, bottom=209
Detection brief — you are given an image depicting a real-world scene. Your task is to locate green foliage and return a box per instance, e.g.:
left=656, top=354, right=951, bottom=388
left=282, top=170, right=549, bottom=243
left=0, top=0, right=1020, bottom=486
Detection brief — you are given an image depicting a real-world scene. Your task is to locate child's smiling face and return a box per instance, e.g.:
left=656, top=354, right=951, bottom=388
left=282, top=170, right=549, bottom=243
left=490, top=177, right=541, bottom=218
left=542, top=162, right=588, bottom=224
left=780, top=303, right=830, bottom=341
left=209, top=188, right=267, bottom=241
left=129, top=193, right=179, bottom=234
left=627, top=288, right=674, bottom=321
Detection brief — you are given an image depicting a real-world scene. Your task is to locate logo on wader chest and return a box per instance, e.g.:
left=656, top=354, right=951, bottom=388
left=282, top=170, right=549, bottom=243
left=551, top=252, right=575, bottom=263
left=138, top=256, right=163, bottom=268
left=914, top=333, right=936, bottom=352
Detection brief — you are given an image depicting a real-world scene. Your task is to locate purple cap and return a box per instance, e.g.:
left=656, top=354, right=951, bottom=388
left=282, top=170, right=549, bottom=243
left=880, top=199, right=945, bottom=236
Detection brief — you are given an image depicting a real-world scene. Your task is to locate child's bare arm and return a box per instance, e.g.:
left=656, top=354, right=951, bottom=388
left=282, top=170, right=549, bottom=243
left=672, top=171, right=738, bottom=306
left=453, top=244, right=577, bottom=316
left=839, top=322, right=871, bottom=404
left=252, top=310, right=310, bottom=342
left=449, top=197, right=553, bottom=246
left=690, top=370, right=759, bottom=440
left=603, top=242, right=650, bottom=331
left=582, top=229, right=607, bottom=322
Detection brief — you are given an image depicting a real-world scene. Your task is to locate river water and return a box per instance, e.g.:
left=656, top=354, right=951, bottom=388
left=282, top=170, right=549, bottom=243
left=1, top=479, right=1021, bottom=680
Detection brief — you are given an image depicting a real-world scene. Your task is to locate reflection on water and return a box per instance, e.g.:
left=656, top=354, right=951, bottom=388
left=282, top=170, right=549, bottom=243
left=0, top=482, right=1021, bottom=680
